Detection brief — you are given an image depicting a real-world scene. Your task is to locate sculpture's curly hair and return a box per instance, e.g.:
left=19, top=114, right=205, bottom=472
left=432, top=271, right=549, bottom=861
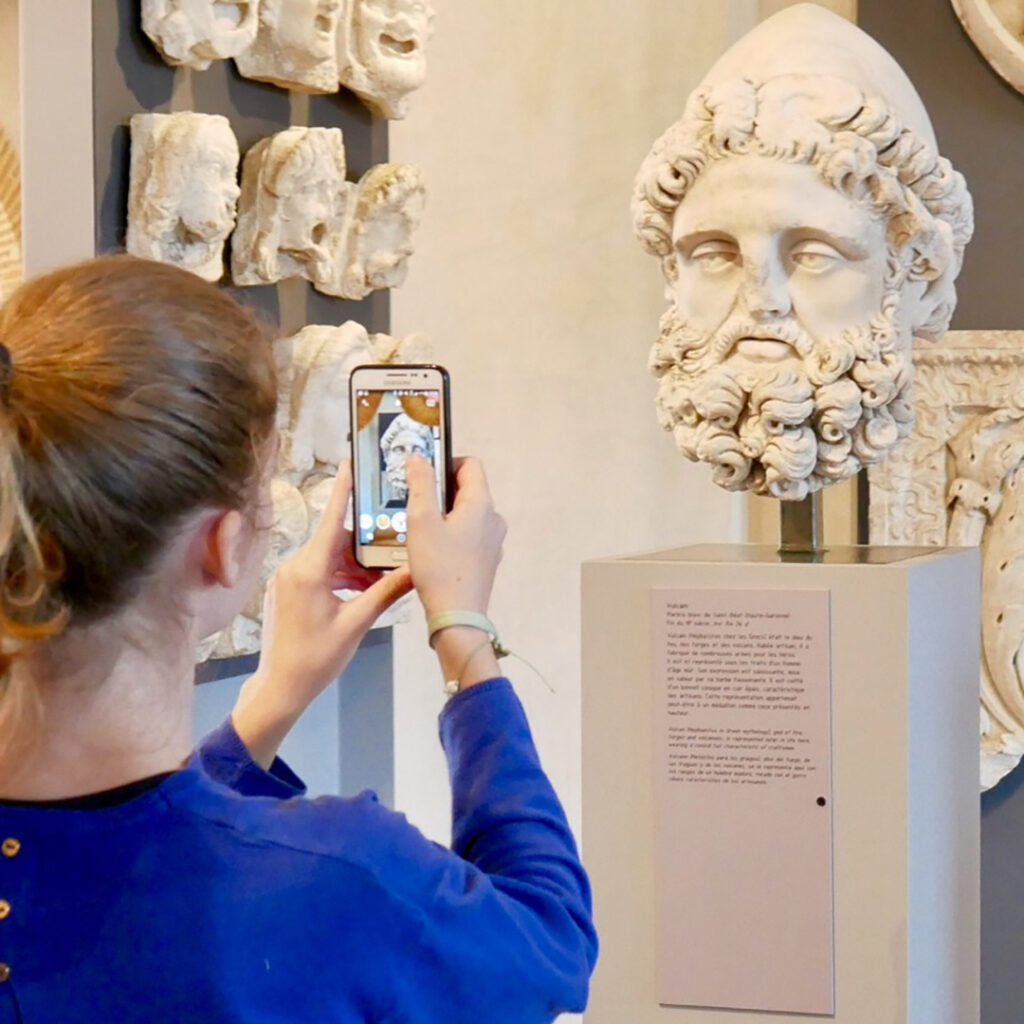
left=631, top=76, right=974, bottom=342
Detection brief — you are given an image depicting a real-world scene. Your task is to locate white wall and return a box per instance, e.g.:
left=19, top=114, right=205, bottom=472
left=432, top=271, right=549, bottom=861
left=389, top=1, right=758, bottom=846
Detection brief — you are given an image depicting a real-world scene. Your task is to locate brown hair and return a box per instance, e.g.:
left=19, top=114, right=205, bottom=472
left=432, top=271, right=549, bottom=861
left=0, top=254, right=277, bottom=687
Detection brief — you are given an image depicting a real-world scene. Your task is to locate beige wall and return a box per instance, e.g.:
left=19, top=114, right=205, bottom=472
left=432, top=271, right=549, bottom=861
left=389, top=2, right=761, bottom=850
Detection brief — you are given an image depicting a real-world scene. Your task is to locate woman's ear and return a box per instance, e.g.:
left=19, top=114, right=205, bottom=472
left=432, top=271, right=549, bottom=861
left=202, top=509, right=246, bottom=588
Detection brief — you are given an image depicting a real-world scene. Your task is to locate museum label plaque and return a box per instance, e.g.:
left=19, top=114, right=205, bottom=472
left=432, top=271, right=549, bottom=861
left=652, top=587, right=834, bottom=1015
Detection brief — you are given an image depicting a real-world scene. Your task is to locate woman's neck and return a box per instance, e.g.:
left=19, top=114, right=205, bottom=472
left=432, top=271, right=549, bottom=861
left=0, top=617, right=198, bottom=801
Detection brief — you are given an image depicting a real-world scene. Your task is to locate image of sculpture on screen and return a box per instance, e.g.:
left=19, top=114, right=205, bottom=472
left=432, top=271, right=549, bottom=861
left=379, top=412, right=434, bottom=505
left=127, top=112, right=241, bottom=282
left=142, top=0, right=260, bottom=70
left=631, top=7, right=973, bottom=501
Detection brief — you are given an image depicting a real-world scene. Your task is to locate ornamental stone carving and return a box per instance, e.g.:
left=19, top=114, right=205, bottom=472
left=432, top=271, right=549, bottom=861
left=869, top=331, right=1024, bottom=790
left=951, top=0, right=1024, bottom=96
left=632, top=4, right=973, bottom=500
left=337, top=0, right=436, bottom=119
left=231, top=126, right=348, bottom=290
left=127, top=112, right=240, bottom=282
left=141, top=0, right=261, bottom=71
left=0, top=128, right=21, bottom=305
left=234, top=0, right=343, bottom=93
left=322, top=163, right=426, bottom=301
left=231, top=128, right=425, bottom=299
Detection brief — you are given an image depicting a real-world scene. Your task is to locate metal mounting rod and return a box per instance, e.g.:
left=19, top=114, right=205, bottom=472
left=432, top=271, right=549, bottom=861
left=779, top=493, right=823, bottom=555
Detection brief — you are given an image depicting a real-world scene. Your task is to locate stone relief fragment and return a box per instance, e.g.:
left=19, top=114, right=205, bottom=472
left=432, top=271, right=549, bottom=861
left=322, top=162, right=426, bottom=301
left=127, top=112, right=240, bottom=282
left=199, top=322, right=428, bottom=661
left=142, top=0, right=261, bottom=71
left=0, top=128, right=22, bottom=305
left=337, top=0, right=436, bottom=119
left=952, top=0, right=1024, bottom=96
left=232, top=127, right=425, bottom=299
left=234, top=0, right=343, bottom=93
left=231, top=126, right=349, bottom=290
left=869, top=331, right=1024, bottom=790
left=631, top=5, right=973, bottom=500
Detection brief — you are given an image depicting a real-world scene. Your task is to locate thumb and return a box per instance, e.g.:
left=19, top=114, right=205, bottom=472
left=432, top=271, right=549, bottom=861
left=405, top=454, right=441, bottom=521
left=339, top=566, right=413, bottom=634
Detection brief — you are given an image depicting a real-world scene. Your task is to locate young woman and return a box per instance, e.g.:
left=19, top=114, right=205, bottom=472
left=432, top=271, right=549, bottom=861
left=0, top=256, right=596, bottom=1023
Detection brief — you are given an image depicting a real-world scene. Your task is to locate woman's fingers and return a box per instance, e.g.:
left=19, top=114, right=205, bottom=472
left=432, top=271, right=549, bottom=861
left=307, top=461, right=355, bottom=571
left=341, top=566, right=413, bottom=634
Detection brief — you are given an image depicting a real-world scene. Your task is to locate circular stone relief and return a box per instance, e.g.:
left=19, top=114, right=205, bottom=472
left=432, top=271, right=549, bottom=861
left=952, top=0, right=1024, bottom=94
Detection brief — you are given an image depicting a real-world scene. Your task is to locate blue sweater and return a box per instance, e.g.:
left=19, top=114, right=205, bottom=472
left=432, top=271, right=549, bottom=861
left=0, top=678, right=597, bottom=1022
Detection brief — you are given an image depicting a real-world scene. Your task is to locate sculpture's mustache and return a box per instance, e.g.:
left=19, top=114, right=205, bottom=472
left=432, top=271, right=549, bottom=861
left=709, top=317, right=816, bottom=363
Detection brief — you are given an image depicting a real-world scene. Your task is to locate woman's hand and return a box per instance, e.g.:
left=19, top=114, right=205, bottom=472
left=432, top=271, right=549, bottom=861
left=232, top=462, right=412, bottom=768
left=405, top=455, right=507, bottom=690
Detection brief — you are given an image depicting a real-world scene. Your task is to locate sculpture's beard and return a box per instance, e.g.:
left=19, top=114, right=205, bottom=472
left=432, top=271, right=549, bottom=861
left=651, top=295, right=914, bottom=500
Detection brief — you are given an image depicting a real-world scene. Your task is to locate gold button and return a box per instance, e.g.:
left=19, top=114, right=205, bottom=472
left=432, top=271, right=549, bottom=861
left=0, top=963, right=10, bottom=983
left=0, top=901, right=10, bottom=920
left=1, top=839, right=19, bottom=858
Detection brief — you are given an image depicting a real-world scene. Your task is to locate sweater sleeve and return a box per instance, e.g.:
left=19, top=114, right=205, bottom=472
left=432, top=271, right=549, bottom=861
left=353, top=677, right=598, bottom=1023
left=193, top=718, right=307, bottom=799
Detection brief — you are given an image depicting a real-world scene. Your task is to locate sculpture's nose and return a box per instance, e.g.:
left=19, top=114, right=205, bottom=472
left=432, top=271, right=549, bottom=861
left=741, top=255, right=791, bottom=320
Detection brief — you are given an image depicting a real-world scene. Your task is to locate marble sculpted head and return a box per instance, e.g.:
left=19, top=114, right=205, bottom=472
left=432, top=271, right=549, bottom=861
left=127, top=113, right=240, bottom=282
left=337, top=0, right=436, bottom=118
left=632, top=5, right=973, bottom=500
left=142, top=0, right=260, bottom=70
left=231, top=126, right=347, bottom=288
left=324, top=162, right=426, bottom=300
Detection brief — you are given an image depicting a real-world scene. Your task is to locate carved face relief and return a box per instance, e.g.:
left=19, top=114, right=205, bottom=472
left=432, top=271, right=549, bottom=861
left=652, top=155, right=912, bottom=500
left=277, top=322, right=375, bottom=478
left=127, top=113, right=240, bottom=282
left=235, top=0, right=342, bottom=92
left=142, top=0, right=260, bottom=70
left=338, top=0, right=435, bottom=118
left=231, top=127, right=347, bottom=288
left=321, top=163, right=425, bottom=300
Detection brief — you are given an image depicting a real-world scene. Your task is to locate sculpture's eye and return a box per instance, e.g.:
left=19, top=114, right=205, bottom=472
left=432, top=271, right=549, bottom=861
left=790, top=240, right=842, bottom=273
left=688, top=240, right=738, bottom=273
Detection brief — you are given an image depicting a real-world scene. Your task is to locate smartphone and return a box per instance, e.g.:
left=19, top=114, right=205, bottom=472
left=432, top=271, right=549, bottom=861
left=349, top=364, right=453, bottom=569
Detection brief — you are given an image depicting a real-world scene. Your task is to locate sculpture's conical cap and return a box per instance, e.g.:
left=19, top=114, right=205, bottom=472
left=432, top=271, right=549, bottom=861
left=701, top=3, right=937, bottom=149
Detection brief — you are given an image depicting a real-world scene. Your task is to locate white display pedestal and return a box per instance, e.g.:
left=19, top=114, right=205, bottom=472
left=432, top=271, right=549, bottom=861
left=581, top=545, right=980, bottom=1024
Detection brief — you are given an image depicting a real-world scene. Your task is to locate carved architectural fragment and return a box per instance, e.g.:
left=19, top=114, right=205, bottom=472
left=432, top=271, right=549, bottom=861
left=234, top=0, right=342, bottom=93
left=869, top=331, right=1024, bottom=789
left=231, top=126, right=348, bottom=289
left=127, top=112, right=240, bottom=282
left=631, top=5, right=973, bottom=500
left=323, top=162, right=426, bottom=300
left=952, top=0, right=1024, bottom=96
left=337, top=0, right=436, bottom=119
left=142, top=0, right=261, bottom=71
left=232, top=127, right=425, bottom=299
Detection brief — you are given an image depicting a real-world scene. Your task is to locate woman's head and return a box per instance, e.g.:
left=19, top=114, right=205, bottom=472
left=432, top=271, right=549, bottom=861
left=0, top=255, right=277, bottom=680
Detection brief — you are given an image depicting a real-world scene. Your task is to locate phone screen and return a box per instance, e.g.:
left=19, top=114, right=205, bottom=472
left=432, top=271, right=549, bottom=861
left=352, top=387, right=444, bottom=549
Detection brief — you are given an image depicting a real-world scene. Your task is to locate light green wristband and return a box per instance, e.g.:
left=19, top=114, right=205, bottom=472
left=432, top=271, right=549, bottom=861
left=426, top=611, right=509, bottom=657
